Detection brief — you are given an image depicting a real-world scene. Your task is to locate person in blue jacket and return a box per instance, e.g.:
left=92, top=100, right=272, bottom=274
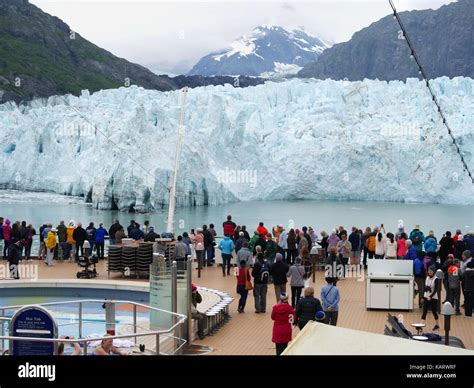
left=414, top=255, right=426, bottom=308
left=424, top=231, right=438, bottom=258
left=94, top=223, right=108, bottom=260
left=218, top=235, right=235, bottom=277
left=405, top=240, right=418, bottom=261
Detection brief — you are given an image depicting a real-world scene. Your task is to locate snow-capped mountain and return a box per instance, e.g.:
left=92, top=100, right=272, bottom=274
left=1, top=77, right=473, bottom=211
left=188, top=25, right=329, bottom=77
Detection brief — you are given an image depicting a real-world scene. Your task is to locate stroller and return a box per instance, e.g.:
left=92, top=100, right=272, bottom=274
left=76, top=254, right=99, bottom=279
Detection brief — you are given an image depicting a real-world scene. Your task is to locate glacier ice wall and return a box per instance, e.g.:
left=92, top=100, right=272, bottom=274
left=0, top=77, right=473, bottom=210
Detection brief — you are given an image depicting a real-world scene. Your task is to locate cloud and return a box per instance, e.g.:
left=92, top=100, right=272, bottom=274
left=30, top=0, right=457, bottom=74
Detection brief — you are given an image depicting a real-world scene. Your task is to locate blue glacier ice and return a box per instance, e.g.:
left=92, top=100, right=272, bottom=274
left=0, top=77, right=473, bottom=211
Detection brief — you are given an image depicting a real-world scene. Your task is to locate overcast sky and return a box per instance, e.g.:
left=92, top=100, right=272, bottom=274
left=31, top=0, right=456, bottom=74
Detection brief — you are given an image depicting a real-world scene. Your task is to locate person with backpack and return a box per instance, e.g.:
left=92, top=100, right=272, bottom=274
left=414, top=255, right=426, bottom=308
left=287, top=257, right=307, bottom=308
left=295, top=287, right=324, bottom=330
left=86, top=222, right=96, bottom=254
left=321, top=277, right=340, bottom=326
left=252, top=253, right=270, bottom=313
left=270, top=253, right=290, bottom=303
left=409, top=225, right=425, bottom=253
left=365, top=228, right=377, bottom=261
left=445, top=258, right=462, bottom=315
left=236, top=260, right=252, bottom=313
left=271, top=292, right=296, bottom=355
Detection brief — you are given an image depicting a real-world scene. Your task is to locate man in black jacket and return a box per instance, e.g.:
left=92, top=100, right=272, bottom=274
left=295, top=287, right=324, bottom=330
left=302, top=226, right=312, bottom=249
left=252, top=254, right=270, bottom=313
left=270, top=253, right=289, bottom=303
left=202, top=225, right=214, bottom=266
left=253, top=234, right=267, bottom=255
left=108, top=220, right=123, bottom=245
left=462, top=259, right=474, bottom=317
left=72, top=222, right=87, bottom=260
left=241, top=225, right=250, bottom=241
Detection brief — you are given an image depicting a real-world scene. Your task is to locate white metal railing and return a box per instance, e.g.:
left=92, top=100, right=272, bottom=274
left=0, top=299, right=187, bottom=356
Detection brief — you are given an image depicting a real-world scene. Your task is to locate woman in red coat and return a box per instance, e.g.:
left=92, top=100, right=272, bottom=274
left=271, top=292, right=296, bottom=355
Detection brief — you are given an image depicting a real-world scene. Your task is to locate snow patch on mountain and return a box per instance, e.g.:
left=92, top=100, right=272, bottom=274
left=188, top=25, right=329, bottom=76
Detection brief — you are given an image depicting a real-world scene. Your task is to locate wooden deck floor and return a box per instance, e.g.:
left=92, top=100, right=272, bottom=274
left=18, top=259, right=474, bottom=355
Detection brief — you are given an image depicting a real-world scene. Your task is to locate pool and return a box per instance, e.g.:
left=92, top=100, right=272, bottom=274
left=0, top=280, right=151, bottom=340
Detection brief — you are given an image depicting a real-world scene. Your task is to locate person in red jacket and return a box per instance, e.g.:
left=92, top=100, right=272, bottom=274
left=223, top=215, right=236, bottom=239
left=271, top=292, right=296, bottom=355
left=257, top=222, right=269, bottom=239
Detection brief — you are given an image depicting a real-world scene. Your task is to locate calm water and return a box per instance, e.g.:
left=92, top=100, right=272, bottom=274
left=0, top=191, right=472, bottom=237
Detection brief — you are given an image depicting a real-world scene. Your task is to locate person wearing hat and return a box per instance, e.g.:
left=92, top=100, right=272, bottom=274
left=191, top=284, right=207, bottom=340
left=45, top=228, right=58, bottom=266
left=271, top=292, right=295, bottom=355
left=409, top=225, right=425, bottom=253
left=421, top=265, right=440, bottom=330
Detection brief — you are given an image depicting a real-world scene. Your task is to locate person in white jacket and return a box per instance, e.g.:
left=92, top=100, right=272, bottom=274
left=374, top=232, right=386, bottom=259
left=385, top=232, right=398, bottom=260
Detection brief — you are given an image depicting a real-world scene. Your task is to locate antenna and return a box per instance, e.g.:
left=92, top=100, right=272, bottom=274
left=166, top=87, right=188, bottom=233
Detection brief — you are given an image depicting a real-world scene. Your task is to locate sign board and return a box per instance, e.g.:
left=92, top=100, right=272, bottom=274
left=10, top=305, right=58, bottom=356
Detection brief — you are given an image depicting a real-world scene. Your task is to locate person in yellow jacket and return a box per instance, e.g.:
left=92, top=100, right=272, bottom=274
left=65, top=221, right=76, bottom=261
left=365, top=229, right=377, bottom=260
left=45, top=228, right=58, bottom=266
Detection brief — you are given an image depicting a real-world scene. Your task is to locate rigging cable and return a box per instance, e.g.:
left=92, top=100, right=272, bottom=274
left=389, top=0, right=474, bottom=184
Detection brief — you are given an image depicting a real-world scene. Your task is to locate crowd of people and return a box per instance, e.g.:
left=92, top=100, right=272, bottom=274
left=1, top=213, right=473, bottom=354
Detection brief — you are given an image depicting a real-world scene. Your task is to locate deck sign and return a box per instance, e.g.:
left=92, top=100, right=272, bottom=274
left=10, top=306, right=58, bottom=356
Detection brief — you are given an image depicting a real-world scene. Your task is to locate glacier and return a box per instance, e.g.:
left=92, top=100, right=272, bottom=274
left=0, top=77, right=473, bottom=211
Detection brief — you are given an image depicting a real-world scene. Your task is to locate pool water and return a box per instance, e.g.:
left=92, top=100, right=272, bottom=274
left=0, top=295, right=150, bottom=339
